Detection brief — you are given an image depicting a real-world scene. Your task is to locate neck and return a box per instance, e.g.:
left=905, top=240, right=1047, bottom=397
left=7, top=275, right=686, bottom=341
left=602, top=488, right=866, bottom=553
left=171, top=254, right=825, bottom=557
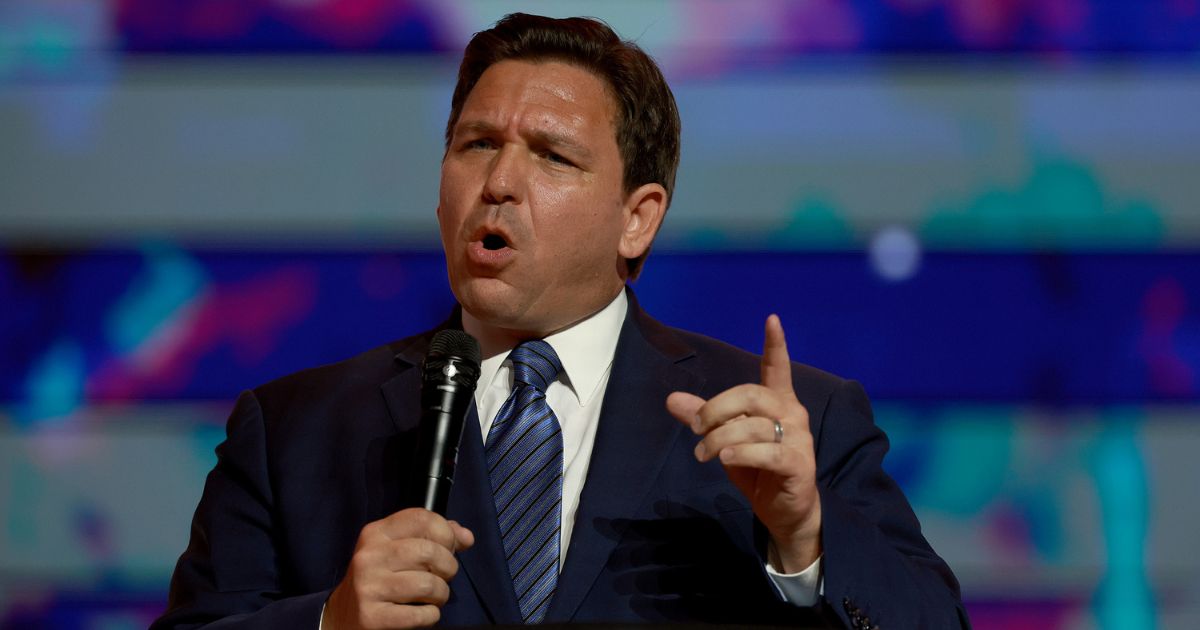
left=462, top=289, right=624, bottom=360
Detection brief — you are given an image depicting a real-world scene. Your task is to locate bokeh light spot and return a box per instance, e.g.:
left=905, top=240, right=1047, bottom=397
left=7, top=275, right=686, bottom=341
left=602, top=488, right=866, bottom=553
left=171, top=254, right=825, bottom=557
left=869, top=225, right=922, bottom=282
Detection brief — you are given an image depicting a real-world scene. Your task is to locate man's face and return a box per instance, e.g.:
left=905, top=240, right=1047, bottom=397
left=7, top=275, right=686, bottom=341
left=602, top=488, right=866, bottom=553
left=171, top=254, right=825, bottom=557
left=439, top=59, right=632, bottom=336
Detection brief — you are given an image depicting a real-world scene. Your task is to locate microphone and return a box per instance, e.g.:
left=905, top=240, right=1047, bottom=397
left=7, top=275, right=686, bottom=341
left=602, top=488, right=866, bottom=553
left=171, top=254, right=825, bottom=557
left=415, top=329, right=482, bottom=514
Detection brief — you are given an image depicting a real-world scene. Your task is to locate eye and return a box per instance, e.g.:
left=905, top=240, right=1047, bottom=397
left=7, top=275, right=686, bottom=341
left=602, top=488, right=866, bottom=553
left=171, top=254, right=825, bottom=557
left=543, top=151, right=575, bottom=167
left=464, top=138, right=495, bottom=151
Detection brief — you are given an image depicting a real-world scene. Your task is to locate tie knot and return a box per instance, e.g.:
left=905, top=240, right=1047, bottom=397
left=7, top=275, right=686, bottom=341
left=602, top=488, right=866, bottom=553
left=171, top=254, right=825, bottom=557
left=508, top=340, right=562, bottom=392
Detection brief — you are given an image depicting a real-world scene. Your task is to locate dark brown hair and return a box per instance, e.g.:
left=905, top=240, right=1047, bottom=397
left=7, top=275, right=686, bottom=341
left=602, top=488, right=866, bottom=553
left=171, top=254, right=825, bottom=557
left=445, top=13, right=681, bottom=278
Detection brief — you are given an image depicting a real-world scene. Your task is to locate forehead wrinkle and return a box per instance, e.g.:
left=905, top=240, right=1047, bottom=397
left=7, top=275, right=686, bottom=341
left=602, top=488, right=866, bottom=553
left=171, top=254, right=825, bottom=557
left=527, top=127, right=593, bottom=160
left=455, top=60, right=617, bottom=162
left=457, top=108, right=596, bottom=161
left=524, top=79, right=616, bottom=147
left=456, top=119, right=501, bottom=136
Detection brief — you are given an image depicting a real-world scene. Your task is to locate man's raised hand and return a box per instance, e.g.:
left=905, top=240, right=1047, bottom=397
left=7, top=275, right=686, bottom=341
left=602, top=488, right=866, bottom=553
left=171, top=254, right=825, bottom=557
left=665, top=314, right=822, bottom=572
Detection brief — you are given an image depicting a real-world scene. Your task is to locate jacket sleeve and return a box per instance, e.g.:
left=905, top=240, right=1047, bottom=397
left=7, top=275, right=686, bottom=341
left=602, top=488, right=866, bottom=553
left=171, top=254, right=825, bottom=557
left=150, top=390, right=330, bottom=630
left=815, top=379, right=972, bottom=630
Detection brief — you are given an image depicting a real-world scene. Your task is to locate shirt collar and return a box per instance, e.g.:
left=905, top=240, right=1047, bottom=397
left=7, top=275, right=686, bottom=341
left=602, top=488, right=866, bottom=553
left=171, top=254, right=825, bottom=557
left=472, top=290, right=628, bottom=407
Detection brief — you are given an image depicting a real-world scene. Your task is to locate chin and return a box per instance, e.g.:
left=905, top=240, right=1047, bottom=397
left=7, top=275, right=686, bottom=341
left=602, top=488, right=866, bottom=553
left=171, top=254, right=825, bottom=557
left=453, top=278, right=529, bottom=326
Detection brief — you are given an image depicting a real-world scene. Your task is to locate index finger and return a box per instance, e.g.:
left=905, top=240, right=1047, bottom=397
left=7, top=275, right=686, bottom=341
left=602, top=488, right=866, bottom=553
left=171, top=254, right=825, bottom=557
left=761, top=314, right=794, bottom=394
left=375, top=508, right=457, bottom=550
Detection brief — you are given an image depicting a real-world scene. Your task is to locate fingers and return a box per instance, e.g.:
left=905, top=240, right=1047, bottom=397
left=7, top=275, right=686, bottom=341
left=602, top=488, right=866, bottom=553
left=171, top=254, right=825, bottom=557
left=692, top=415, right=780, bottom=463
left=372, top=508, right=459, bottom=549
left=374, top=537, right=460, bottom=579
left=713, top=441, right=791, bottom=473
left=358, top=511, right=474, bottom=580
left=381, top=604, right=441, bottom=628
left=695, top=383, right=808, bottom=434
left=328, top=508, right=474, bottom=628
left=352, top=602, right=442, bottom=630
left=761, top=314, right=794, bottom=394
left=373, top=571, right=452, bottom=607
left=670, top=316, right=802, bottom=436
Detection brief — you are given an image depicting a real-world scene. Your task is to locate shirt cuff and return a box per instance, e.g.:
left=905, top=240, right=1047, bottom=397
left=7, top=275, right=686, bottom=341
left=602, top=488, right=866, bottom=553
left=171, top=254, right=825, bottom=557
left=765, top=541, right=823, bottom=607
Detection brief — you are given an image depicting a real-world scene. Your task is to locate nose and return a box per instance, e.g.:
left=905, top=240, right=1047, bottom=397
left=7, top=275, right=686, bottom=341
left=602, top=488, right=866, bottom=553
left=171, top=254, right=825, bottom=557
left=481, top=144, right=525, bottom=206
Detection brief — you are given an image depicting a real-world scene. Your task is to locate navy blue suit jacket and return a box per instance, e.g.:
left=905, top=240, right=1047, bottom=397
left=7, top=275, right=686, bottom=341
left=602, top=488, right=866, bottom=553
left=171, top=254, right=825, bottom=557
left=153, top=294, right=969, bottom=629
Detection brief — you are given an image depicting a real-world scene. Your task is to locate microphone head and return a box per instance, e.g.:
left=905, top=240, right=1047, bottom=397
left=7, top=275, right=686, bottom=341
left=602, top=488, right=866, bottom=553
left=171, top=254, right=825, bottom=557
left=424, top=330, right=482, bottom=391
left=416, top=329, right=481, bottom=514
left=428, top=329, right=481, bottom=366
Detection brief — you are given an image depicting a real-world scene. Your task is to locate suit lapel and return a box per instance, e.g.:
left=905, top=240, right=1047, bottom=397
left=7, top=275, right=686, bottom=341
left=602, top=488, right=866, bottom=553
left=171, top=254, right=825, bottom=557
left=380, top=320, right=522, bottom=624
left=545, top=293, right=703, bottom=622
left=446, top=405, right=524, bottom=624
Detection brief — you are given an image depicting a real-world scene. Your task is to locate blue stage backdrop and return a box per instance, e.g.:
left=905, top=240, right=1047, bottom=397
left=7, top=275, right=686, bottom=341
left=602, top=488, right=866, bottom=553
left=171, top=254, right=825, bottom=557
left=2, top=1, right=1199, bottom=629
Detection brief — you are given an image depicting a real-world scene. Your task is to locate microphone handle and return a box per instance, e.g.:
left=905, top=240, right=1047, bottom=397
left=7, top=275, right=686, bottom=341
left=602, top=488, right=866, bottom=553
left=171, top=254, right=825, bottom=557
left=420, top=382, right=469, bottom=514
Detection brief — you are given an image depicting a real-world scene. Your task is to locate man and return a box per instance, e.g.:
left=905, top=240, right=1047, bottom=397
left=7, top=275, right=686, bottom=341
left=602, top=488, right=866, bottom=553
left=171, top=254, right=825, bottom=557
left=153, top=13, right=969, bottom=630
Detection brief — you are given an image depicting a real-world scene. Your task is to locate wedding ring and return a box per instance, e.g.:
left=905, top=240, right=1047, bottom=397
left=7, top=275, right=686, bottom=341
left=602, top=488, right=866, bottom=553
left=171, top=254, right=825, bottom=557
left=773, top=419, right=784, bottom=444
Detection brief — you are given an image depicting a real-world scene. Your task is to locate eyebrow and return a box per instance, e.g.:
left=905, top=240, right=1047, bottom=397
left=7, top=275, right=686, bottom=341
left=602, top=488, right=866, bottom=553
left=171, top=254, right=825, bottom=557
left=455, top=120, right=594, bottom=161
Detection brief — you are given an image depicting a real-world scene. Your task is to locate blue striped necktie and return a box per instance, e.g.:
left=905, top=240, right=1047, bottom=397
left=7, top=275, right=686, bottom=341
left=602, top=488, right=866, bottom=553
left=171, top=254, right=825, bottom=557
left=484, top=340, right=564, bottom=623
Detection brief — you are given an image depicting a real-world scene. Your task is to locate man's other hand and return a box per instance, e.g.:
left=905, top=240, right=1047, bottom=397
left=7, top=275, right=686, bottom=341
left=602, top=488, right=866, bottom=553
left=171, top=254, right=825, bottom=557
left=323, top=508, right=475, bottom=629
left=666, top=314, right=821, bottom=572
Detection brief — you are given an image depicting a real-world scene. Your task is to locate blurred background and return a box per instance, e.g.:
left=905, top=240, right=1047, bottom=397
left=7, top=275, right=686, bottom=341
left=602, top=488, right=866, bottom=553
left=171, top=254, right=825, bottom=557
left=2, top=0, right=1199, bottom=628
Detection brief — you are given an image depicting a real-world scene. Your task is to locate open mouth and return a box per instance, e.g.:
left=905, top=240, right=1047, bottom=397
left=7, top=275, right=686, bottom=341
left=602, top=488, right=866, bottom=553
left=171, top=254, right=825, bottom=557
left=482, top=233, right=508, bottom=250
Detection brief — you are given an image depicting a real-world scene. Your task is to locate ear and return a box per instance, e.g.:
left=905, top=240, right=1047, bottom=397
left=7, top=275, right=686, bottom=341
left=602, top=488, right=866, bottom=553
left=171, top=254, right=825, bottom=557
left=617, top=183, right=668, bottom=262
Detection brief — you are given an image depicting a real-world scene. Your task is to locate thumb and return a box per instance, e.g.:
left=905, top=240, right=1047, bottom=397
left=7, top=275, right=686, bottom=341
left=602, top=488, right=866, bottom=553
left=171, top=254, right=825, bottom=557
left=448, top=520, right=475, bottom=552
left=666, top=391, right=706, bottom=429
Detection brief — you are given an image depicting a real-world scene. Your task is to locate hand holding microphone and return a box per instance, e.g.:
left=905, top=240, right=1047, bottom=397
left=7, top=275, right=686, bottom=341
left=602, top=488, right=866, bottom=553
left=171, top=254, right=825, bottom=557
left=324, top=331, right=481, bottom=630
